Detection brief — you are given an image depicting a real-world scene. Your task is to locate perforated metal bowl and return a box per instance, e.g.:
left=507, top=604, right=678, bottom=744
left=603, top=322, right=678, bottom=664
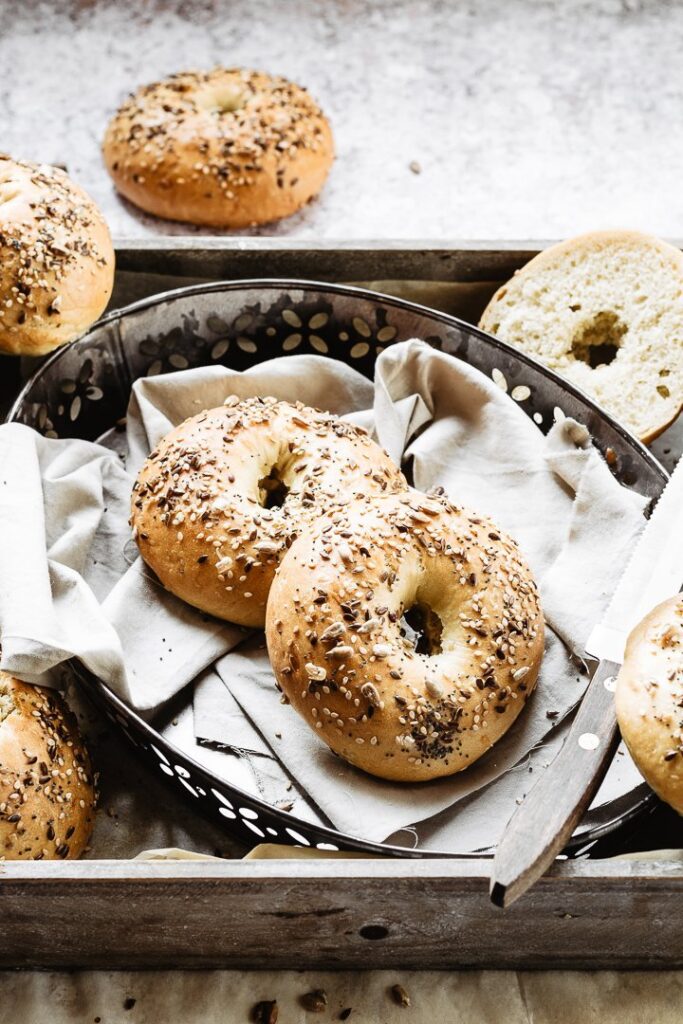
left=8, top=280, right=665, bottom=857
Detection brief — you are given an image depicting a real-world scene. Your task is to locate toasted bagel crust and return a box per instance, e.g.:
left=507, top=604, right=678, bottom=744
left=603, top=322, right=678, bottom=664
left=0, top=674, right=95, bottom=859
left=131, top=397, right=407, bottom=628
left=103, top=68, right=334, bottom=228
left=266, top=491, right=544, bottom=781
left=0, top=156, right=114, bottom=356
left=616, top=595, right=683, bottom=814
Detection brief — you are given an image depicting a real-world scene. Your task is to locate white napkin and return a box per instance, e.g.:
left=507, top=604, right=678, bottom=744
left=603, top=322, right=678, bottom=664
left=0, top=424, right=129, bottom=688
left=0, top=341, right=647, bottom=849
left=193, top=341, right=646, bottom=843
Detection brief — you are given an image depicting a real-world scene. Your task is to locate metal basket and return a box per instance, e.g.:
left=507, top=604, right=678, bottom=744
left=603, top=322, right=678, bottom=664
left=8, top=280, right=666, bottom=856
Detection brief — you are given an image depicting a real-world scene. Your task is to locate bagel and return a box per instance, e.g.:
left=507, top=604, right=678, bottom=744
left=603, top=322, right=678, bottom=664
left=0, top=156, right=114, bottom=356
left=265, top=490, right=544, bottom=782
left=479, top=230, right=683, bottom=443
left=131, top=397, right=408, bottom=628
left=103, top=68, right=334, bottom=228
left=0, top=673, right=96, bottom=859
left=615, top=595, right=683, bottom=815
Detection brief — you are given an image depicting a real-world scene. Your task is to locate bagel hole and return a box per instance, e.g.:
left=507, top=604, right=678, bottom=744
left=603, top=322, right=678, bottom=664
left=258, top=466, right=289, bottom=509
left=570, top=311, right=627, bottom=368
left=401, top=601, right=443, bottom=656
left=204, top=85, right=245, bottom=115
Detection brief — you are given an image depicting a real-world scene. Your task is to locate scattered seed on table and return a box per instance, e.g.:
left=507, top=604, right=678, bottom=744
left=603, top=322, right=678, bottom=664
left=251, top=1000, right=278, bottom=1024
left=390, top=984, right=411, bottom=1007
left=300, top=989, right=328, bottom=1012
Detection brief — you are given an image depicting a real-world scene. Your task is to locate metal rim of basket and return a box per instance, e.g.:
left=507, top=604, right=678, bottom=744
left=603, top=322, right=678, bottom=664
left=8, top=277, right=666, bottom=858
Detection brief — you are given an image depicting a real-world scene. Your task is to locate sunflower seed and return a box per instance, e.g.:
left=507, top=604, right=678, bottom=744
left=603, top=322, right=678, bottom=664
left=254, top=541, right=280, bottom=555
left=426, top=679, right=443, bottom=699
left=390, top=984, right=411, bottom=1007
left=338, top=542, right=353, bottom=564
left=512, top=666, right=530, bottom=682
left=327, top=645, right=354, bottom=661
left=361, top=683, right=382, bottom=707
left=321, top=622, right=345, bottom=643
left=357, top=618, right=380, bottom=635
left=372, top=644, right=392, bottom=659
left=305, top=663, right=327, bottom=681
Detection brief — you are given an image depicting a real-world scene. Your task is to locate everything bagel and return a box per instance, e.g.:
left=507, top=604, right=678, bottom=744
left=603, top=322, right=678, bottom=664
left=266, top=490, right=544, bottom=782
left=0, top=156, right=114, bottom=356
left=616, top=595, right=683, bottom=814
left=103, top=68, right=334, bottom=228
left=131, top=396, right=407, bottom=628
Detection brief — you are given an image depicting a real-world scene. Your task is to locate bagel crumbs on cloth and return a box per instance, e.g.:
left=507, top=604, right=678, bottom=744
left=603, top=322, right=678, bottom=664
left=0, top=341, right=647, bottom=851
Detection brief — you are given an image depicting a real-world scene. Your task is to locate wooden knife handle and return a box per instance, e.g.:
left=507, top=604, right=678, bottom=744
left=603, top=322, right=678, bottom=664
left=490, top=659, right=621, bottom=908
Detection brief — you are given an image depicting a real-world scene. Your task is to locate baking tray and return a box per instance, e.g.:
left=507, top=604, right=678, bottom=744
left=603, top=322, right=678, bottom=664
left=2, top=241, right=682, bottom=970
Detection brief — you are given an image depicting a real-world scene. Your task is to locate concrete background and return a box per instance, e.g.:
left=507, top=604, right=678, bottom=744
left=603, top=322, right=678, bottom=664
left=2, top=0, right=682, bottom=241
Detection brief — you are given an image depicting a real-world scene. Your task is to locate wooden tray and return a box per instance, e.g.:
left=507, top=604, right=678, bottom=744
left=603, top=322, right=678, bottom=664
left=2, top=240, right=682, bottom=970
left=4, top=857, right=683, bottom=970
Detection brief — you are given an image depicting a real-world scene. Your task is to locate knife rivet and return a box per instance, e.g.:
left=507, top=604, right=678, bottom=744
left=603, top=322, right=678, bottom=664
left=603, top=676, right=617, bottom=692
left=578, top=732, right=600, bottom=751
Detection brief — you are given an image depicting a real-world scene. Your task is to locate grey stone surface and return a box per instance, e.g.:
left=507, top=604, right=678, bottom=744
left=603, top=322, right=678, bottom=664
left=2, top=0, right=682, bottom=241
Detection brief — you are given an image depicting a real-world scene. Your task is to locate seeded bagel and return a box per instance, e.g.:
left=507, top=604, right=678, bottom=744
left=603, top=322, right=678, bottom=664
left=0, top=156, right=114, bottom=356
left=616, top=595, right=683, bottom=815
left=0, top=673, right=95, bottom=860
left=479, top=230, right=683, bottom=443
left=131, top=396, right=408, bottom=628
left=266, top=490, right=544, bottom=782
left=103, top=68, right=334, bottom=228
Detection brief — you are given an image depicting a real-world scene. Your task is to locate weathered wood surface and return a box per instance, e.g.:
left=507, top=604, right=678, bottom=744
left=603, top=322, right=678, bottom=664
left=113, top=237, right=542, bottom=283
left=106, top=239, right=542, bottom=343
left=3, top=858, right=683, bottom=970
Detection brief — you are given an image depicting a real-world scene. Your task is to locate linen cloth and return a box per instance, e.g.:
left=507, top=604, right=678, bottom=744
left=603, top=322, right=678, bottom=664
left=0, top=340, right=646, bottom=847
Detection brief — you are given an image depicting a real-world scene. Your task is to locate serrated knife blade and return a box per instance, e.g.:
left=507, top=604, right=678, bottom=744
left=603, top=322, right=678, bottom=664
left=586, top=455, right=683, bottom=664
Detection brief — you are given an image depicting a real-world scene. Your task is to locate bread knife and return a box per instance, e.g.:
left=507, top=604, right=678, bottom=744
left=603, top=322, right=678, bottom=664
left=490, top=453, right=683, bottom=908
